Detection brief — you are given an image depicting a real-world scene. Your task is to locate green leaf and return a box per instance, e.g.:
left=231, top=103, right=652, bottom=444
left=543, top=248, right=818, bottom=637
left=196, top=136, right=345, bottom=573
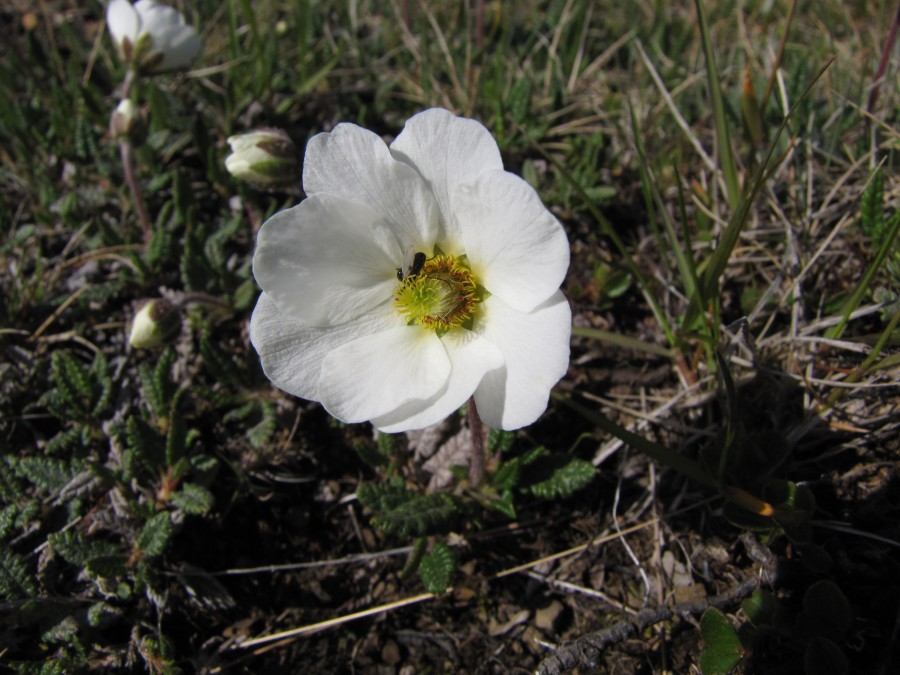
left=146, top=347, right=178, bottom=419
left=741, top=589, right=779, bottom=628
left=12, top=456, right=84, bottom=495
left=87, top=602, right=121, bottom=628
left=377, top=431, right=397, bottom=457
left=699, top=608, right=744, bottom=675
left=399, top=537, right=427, bottom=580
left=372, top=492, right=460, bottom=537
left=50, top=351, right=92, bottom=417
left=222, top=400, right=256, bottom=424
left=49, top=530, right=119, bottom=567
left=357, top=482, right=412, bottom=512
left=492, top=455, right=525, bottom=492
left=44, top=427, right=88, bottom=455
left=353, top=439, right=388, bottom=468
left=507, top=77, right=531, bottom=125
left=0, top=458, right=24, bottom=502
left=488, top=490, right=517, bottom=519
left=41, top=614, right=79, bottom=645
left=0, top=504, right=18, bottom=540
left=860, top=168, right=884, bottom=239
left=525, top=455, right=596, bottom=501
left=487, top=429, right=515, bottom=455
left=136, top=512, right=173, bottom=559
left=125, top=416, right=165, bottom=472
left=797, top=580, right=852, bottom=643
left=165, top=408, right=188, bottom=467
left=418, top=542, right=456, bottom=594
left=199, top=336, right=245, bottom=388
left=0, top=546, right=38, bottom=600
left=804, top=636, right=848, bottom=675
left=170, top=483, right=214, bottom=515
left=246, top=399, right=275, bottom=449
left=85, top=554, right=128, bottom=580
left=89, top=352, right=113, bottom=418
left=232, top=277, right=259, bottom=311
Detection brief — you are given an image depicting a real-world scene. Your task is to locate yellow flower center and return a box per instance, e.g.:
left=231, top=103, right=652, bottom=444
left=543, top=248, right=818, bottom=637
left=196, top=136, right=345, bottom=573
left=394, top=254, right=481, bottom=333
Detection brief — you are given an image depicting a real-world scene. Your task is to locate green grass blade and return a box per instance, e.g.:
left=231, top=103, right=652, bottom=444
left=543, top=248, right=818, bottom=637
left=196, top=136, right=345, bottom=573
left=571, top=327, right=674, bottom=358
left=555, top=394, right=719, bottom=489
left=630, top=105, right=701, bottom=308
left=826, top=208, right=900, bottom=340
left=532, top=140, right=677, bottom=348
left=695, top=0, right=740, bottom=211
left=684, top=56, right=837, bottom=331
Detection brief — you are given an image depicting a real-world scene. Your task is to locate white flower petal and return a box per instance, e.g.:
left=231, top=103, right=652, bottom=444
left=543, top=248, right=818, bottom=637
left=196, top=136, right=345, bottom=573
left=107, top=0, right=139, bottom=44
left=135, top=0, right=180, bottom=33
left=390, top=108, right=503, bottom=245
left=319, top=327, right=451, bottom=423
left=456, top=170, right=570, bottom=312
left=473, top=292, right=571, bottom=430
left=372, top=328, right=504, bottom=432
left=302, top=124, right=439, bottom=251
left=250, top=293, right=400, bottom=402
left=253, top=194, right=402, bottom=327
left=157, top=27, right=202, bottom=71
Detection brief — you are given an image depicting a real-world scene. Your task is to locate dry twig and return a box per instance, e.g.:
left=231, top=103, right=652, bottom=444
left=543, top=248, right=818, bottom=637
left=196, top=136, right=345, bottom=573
left=534, top=533, right=778, bottom=675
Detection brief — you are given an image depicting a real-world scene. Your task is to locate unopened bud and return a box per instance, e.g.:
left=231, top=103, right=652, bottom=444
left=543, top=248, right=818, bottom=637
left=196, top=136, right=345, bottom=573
left=110, top=99, right=145, bottom=144
left=225, top=129, right=299, bottom=189
left=129, top=299, right=180, bottom=349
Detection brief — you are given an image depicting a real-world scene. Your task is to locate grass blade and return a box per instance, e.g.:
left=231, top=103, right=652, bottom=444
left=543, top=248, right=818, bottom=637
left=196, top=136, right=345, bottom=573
left=695, top=0, right=740, bottom=210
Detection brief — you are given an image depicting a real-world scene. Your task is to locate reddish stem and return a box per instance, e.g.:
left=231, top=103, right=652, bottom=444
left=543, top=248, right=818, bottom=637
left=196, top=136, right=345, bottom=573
left=866, top=1, right=900, bottom=124
left=467, top=396, right=485, bottom=486
left=120, top=139, right=152, bottom=247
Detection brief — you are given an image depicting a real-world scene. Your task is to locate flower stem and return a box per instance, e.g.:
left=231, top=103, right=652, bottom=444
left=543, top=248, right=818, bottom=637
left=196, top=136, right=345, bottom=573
left=174, top=292, right=232, bottom=311
left=467, top=396, right=485, bottom=486
left=117, top=69, right=151, bottom=247
left=119, top=139, right=152, bottom=246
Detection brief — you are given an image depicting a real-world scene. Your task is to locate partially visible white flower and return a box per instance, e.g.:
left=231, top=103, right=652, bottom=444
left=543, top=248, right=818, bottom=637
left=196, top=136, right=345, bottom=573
left=225, top=129, right=299, bottom=189
left=107, top=0, right=201, bottom=74
left=250, top=108, right=571, bottom=432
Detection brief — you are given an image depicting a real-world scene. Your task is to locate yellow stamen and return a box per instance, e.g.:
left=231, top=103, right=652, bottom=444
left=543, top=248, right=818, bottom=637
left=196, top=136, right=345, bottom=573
left=394, top=254, right=480, bottom=332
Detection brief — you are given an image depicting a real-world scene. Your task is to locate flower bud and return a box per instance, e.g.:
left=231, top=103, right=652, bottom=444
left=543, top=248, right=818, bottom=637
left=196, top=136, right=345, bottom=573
left=225, top=129, right=299, bottom=189
left=110, top=99, right=146, bottom=144
left=129, top=299, right=180, bottom=349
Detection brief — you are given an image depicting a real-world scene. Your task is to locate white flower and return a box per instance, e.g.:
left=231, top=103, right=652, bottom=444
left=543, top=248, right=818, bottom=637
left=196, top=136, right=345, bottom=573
left=107, top=0, right=201, bottom=74
left=250, top=108, right=571, bottom=432
left=225, top=129, right=299, bottom=188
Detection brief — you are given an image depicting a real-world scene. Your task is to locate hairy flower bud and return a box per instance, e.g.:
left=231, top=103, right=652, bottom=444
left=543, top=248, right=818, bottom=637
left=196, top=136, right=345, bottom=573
left=109, top=99, right=146, bottom=144
left=129, top=299, right=180, bottom=349
left=225, top=129, right=299, bottom=188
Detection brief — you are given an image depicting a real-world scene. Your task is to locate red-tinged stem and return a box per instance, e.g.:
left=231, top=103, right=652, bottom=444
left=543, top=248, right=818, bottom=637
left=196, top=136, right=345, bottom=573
left=120, top=139, right=152, bottom=247
left=866, top=1, right=900, bottom=124
left=467, top=396, right=485, bottom=486
left=117, top=69, right=151, bottom=246
left=475, top=0, right=485, bottom=49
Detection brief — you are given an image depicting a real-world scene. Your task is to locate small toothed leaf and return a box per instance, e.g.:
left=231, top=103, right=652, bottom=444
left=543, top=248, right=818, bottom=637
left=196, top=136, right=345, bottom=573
left=171, top=483, right=214, bottom=515
left=524, top=455, right=596, bottom=501
left=419, top=542, right=455, bottom=594
left=136, top=513, right=173, bottom=559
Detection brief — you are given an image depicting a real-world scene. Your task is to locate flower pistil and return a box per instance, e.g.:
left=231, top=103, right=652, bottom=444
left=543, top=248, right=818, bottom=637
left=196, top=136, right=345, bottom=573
left=394, top=254, right=480, bottom=333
